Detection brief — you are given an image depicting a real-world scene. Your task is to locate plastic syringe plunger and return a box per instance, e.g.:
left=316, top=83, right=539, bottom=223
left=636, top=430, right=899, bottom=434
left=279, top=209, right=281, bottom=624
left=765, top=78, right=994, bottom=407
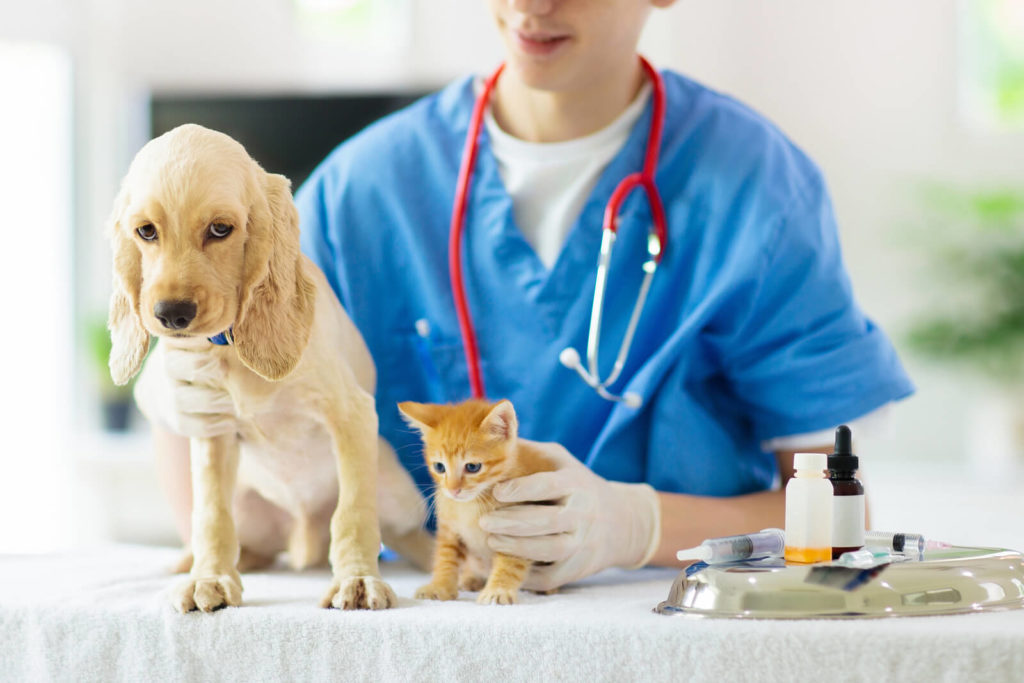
left=675, top=546, right=713, bottom=562
left=675, top=528, right=786, bottom=565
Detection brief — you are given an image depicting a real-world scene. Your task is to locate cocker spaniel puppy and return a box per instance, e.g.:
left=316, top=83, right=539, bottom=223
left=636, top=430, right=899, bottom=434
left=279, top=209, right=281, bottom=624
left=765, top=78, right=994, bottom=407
left=107, top=124, right=430, bottom=611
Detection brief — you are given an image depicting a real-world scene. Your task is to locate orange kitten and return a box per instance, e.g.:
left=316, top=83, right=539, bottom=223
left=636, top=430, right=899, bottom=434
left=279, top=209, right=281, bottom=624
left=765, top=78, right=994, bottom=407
left=398, top=398, right=556, bottom=605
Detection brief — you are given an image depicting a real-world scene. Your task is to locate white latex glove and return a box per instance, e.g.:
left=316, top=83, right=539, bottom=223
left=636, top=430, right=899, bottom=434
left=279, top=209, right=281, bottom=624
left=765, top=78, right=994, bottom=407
left=479, top=440, right=661, bottom=592
left=133, top=344, right=238, bottom=438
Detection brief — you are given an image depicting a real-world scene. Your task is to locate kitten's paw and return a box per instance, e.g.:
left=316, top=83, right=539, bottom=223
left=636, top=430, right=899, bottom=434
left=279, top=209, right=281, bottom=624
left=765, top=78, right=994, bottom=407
left=477, top=586, right=518, bottom=605
left=320, top=575, right=397, bottom=610
left=459, top=574, right=486, bottom=592
left=415, top=582, right=458, bottom=601
left=171, top=572, right=243, bottom=613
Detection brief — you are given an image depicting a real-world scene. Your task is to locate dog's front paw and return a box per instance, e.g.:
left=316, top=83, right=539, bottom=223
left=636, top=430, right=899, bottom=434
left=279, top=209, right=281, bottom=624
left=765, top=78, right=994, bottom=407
left=171, top=573, right=243, bottom=613
left=320, top=575, right=396, bottom=610
left=477, top=586, right=518, bottom=605
left=415, top=582, right=458, bottom=601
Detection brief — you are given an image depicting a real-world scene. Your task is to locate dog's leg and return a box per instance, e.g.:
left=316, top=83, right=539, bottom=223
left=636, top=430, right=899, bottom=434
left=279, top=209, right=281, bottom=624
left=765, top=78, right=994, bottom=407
left=170, top=434, right=243, bottom=612
left=234, top=487, right=290, bottom=570
left=377, top=435, right=434, bottom=571
left=319, top=391, right=397, bottom=610
left=381, top=526, right=435, bottom=573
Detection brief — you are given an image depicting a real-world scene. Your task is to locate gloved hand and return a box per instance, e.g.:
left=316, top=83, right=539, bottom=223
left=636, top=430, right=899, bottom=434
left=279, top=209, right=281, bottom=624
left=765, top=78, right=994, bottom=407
left=132, top=344, right=238, bottom=438
left=479, top=440, right=661, bottom=592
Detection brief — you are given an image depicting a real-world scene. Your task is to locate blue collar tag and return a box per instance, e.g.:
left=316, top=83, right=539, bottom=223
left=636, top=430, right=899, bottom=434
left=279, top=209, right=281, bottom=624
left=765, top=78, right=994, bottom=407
left=208, top=328, right=234, bottom=346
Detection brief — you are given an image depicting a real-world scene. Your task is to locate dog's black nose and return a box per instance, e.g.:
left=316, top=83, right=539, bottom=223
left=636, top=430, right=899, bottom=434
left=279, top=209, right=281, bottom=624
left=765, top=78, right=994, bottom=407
left=154, top=300, right=197, bottom=330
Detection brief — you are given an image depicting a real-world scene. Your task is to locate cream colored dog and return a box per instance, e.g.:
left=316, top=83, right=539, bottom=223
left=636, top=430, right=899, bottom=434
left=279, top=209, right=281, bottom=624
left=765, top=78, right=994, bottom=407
left=108, top=124, right=430, bottom=612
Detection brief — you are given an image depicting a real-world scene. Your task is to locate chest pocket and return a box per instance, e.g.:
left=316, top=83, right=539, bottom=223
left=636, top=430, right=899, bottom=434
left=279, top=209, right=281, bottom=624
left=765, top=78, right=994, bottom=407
left=380, top=329, right=486, bottom=408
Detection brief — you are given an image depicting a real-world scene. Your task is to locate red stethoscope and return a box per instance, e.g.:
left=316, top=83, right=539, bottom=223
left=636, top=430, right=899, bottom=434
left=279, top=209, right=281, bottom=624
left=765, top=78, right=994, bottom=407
left=449, top=55, right=668, bottom=408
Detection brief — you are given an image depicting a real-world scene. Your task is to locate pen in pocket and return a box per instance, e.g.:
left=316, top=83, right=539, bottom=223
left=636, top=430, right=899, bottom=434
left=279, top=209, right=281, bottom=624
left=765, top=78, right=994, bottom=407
left=414, top=318, right=444, bottom=402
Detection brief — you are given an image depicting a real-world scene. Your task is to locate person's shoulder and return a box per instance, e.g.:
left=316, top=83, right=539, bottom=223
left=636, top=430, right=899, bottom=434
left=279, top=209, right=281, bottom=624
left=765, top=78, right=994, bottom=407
left=660, top=70, right=824, bottom=209
left=300, top=76, right=473, bottom=194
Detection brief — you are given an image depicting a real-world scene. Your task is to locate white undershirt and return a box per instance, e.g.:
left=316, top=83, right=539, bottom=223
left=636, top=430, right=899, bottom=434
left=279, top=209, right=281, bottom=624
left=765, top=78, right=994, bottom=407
left=482, top=80, right=891, bottom=453
left=485, top=83, right=651, bottom=269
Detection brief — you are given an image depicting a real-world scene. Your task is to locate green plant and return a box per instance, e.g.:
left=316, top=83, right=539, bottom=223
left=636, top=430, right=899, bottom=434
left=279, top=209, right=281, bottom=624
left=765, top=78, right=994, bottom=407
left=84, top=315, right=134, bottom=399
left=906, top=185, right=1024, bottom=379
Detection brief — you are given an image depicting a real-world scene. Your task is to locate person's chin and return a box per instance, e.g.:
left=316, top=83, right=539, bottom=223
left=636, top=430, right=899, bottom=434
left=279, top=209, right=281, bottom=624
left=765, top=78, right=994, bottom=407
left=506, top=59, right=575, bottom=92
left=504, top=42, right=577, bottom=87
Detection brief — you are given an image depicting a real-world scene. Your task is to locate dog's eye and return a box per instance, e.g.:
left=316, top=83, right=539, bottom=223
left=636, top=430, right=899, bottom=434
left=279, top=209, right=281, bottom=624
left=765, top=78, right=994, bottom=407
left=136, top=224, right=157, bottom=241
left=464, top=463, right=481, bottom=474
left=432, top=462, right=446, bottom=474
left=207, top=223, right=233, bottom=240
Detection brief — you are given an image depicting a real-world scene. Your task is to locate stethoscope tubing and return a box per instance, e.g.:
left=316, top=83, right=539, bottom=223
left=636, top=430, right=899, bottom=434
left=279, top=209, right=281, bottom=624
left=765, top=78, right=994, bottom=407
left=448, top=64, right=504, bottom=400
left=450, top=56, right=667, bottom=402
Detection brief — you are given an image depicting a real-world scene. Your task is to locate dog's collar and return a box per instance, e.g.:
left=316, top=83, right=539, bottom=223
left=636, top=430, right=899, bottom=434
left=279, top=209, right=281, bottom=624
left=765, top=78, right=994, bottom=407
left=208, top=327, right=234, bottom=346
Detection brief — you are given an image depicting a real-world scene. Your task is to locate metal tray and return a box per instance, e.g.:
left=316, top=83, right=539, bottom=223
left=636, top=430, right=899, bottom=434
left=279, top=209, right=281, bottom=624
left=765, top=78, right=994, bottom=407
left=655, top=546, right=1024, bottom=619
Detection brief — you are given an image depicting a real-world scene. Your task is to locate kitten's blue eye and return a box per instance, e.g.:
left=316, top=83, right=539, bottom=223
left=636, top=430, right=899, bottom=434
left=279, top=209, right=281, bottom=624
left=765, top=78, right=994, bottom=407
left=464, top=463, right=481, bottom=473
left=432, top=462, right=446, bottom=474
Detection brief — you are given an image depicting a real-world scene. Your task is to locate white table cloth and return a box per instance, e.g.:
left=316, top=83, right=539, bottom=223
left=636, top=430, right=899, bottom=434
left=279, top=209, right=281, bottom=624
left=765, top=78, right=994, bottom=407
left=2, top=545, right=1023, bottom=682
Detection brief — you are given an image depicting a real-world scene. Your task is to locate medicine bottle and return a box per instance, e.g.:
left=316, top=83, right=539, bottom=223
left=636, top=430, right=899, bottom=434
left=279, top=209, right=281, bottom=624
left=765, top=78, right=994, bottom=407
left=828, top=425, right=865, bottom=559
left=784, top=452, right=833, bottom=564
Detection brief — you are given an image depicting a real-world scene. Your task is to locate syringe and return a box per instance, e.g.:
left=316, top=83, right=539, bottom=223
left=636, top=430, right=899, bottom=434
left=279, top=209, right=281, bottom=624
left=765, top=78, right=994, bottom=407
left=835, top=546, right=899, bottom=567
left=676, top=528, right=785, bottom=564
left=864, top=531, right=950, bottom=556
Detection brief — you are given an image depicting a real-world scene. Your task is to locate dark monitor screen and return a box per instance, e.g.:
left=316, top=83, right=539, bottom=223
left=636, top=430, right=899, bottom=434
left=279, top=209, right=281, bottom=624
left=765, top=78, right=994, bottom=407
left=150, top=91, right=429, bottom=191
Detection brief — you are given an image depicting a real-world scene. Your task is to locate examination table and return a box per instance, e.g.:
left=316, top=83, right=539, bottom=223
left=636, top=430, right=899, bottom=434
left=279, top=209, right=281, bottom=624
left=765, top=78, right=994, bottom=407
left=2, top=544, right=1023, bottom=681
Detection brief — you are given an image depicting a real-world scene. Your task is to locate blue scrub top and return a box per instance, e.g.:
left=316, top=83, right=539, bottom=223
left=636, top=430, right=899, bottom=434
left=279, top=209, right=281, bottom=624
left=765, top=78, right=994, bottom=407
left=297, top=70, right=914, bottom=500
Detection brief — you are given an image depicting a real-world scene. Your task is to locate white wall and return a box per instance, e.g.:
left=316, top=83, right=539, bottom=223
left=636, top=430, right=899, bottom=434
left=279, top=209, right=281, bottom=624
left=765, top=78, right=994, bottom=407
left=1, top=0, right=1022, bottom=547
left=649, top=1, right=1024, bottom=476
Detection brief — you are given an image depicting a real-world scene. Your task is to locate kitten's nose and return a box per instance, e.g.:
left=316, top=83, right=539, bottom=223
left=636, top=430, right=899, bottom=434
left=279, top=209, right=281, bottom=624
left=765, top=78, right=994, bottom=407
left=449, top=487, right=462, bottom=497
left=154, top=300, right=197, bottom=330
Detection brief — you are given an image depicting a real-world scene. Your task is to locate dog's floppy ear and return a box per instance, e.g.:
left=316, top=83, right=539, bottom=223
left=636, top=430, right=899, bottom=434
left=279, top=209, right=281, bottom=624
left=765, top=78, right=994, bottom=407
left=106, top=188, right=151, bottom=385
left=233, top=171, right=315, bottom=381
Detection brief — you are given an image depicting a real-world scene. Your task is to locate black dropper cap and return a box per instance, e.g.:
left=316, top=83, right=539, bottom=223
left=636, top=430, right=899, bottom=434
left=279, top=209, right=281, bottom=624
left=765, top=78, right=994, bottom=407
left=827, top=424, right=858, bottom=474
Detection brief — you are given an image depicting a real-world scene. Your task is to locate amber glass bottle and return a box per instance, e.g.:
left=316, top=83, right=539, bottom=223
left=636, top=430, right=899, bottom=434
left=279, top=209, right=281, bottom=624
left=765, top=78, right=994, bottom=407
left=828, top=425, right=865, bottom=559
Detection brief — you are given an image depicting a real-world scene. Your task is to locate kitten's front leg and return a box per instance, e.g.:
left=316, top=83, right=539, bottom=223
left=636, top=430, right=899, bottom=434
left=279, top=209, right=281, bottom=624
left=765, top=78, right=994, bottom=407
left=415, top=526, right=463, bottom=601
left=478, top=553, right=531, bottom=605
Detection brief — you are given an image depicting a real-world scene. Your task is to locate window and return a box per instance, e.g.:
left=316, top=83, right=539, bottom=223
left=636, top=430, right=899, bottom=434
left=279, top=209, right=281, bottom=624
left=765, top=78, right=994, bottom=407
left=0, top=42, right=74, bottom=552
left=960, top=0, right=1024, bottom=130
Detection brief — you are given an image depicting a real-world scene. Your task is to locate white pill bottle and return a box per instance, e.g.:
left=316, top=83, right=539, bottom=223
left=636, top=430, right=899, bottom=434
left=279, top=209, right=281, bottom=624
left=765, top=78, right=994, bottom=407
left=784, top=452, right=833, bottom=564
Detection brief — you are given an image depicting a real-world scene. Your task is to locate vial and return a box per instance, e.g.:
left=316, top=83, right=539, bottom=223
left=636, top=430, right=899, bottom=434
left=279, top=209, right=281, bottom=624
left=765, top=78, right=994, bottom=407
left=784, top=452, right=833, bottom=564
left=828, top=425, right=865, bottom=559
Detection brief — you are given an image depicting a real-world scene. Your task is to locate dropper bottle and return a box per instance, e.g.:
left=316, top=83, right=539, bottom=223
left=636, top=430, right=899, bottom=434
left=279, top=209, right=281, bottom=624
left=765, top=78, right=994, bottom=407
left=828, top=425, right=865, bottom=559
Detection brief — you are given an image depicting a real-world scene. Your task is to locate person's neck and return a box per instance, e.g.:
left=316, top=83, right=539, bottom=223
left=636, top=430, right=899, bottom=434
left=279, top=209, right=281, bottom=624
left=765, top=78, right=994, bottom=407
left=490, top=60, right=645, bottom=143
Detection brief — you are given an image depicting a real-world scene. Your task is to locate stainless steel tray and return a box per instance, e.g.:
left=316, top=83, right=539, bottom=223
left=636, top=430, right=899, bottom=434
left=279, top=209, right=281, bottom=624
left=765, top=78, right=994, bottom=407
left=655, top=546, right=1024, bottom=619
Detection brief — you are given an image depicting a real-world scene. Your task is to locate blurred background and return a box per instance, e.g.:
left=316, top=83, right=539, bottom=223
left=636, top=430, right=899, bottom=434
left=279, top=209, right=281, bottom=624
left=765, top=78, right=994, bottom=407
left=1, top=0, right=1022, bottom=554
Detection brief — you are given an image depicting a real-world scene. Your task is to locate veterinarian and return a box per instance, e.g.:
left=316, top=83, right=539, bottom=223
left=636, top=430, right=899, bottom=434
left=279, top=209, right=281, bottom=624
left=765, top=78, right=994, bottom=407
left=150, top=0, right=913, bottom=591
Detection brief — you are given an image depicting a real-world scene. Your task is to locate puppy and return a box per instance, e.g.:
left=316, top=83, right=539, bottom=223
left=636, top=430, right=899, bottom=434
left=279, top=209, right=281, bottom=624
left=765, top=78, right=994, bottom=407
left=107, top=124, right=431, bottom=611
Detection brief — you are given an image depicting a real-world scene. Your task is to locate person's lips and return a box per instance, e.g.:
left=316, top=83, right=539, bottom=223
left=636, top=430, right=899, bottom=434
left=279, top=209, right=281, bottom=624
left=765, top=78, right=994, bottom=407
left=512, top=28, right=571, bottom=57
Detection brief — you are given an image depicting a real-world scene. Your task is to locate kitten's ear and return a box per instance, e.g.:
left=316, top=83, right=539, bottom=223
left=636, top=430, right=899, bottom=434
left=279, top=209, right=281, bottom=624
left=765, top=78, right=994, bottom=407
left=398, top=401, right=447, bottom=433
left=481, top=399, right=517, bottom=441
